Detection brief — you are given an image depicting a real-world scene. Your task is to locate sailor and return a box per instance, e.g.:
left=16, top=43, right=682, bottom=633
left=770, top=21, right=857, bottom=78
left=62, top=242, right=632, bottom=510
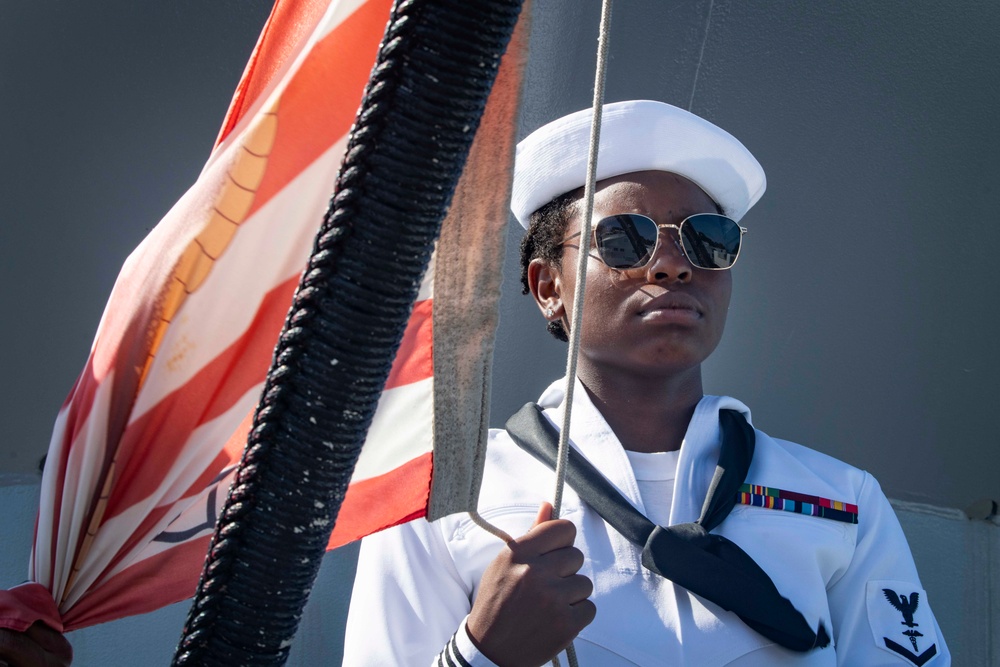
left=343, top=101, right=950, bottom=666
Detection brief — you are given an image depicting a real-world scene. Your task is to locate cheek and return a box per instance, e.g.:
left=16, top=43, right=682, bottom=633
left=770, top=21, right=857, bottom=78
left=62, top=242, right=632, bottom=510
left=582, top=269, right=630, bottom=312
left=577, top=274, right=631, bottom=341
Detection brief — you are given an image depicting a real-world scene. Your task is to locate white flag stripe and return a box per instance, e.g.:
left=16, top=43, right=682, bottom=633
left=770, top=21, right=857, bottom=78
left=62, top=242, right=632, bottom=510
left=45, top=373, right=116, bottom=603
left=31, top=405, right=72, bottom=584
left=28, top=408, right=69, bottom=586
left=419, top=254, right=435, bottom=303
left=350, top=377, right=434, bottom=483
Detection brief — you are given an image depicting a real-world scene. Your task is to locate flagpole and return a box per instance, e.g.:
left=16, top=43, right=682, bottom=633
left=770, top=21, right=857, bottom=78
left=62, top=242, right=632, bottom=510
left=172, top=1, right=526, bottom=664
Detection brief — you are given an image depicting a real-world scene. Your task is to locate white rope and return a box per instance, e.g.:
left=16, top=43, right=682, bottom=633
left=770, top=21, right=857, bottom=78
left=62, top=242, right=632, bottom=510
left=551, top=2, right=614, bottom=666
left=552, top=0, right=613, bottom=522
left=467, top=509, right=514, bottom=544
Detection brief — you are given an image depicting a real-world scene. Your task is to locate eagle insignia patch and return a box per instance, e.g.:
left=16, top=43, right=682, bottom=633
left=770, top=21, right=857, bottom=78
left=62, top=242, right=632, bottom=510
left=866, top=581, right=940, bottom=665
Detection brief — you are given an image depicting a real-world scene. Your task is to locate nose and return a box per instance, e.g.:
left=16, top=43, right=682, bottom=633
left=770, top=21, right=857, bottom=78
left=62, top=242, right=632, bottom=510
left=644, top=227, right=692, bottom=284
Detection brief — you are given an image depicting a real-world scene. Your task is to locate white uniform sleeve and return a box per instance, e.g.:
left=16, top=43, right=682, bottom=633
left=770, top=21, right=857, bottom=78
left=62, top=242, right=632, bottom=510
left=343, top=518, right=499, bottom=666
left=826, top=473, right=950, bottom=665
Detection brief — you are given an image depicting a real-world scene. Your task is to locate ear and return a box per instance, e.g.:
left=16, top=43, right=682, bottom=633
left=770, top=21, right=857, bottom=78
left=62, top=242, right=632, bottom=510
left=527, top=257, right=563, bottom=321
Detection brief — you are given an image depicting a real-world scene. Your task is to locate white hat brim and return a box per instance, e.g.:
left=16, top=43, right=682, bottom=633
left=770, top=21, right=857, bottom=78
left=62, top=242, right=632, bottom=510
left=511, top=100, right=766, bottom=227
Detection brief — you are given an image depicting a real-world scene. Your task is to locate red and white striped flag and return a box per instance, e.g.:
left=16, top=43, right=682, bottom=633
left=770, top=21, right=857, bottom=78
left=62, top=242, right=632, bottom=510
left=0, top=0, right=526, bottom=632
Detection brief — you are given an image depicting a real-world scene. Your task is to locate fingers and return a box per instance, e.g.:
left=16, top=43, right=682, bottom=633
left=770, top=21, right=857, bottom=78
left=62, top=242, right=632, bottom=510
left=571, top=597, right=598, bottom=628
left=506, top=502, right=557, bottom=549
left=540, top=541, right=586, bottom=578
left=24, top=624, right=72, bottom=666
left=0, top=629, right=46, bottom=667
left=510, top=503, right=585, bottom=580
left=517, top=517, right=577, bottom=557
left=562, top=572, right=594, bottom=605
left=532, top=501, right=554, bottom=526
left=0, top=624, right=72, bottom=667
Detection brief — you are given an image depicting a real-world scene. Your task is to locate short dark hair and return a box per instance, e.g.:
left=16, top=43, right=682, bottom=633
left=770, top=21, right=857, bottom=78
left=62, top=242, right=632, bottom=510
left=518, top=190, right=580, bottom=342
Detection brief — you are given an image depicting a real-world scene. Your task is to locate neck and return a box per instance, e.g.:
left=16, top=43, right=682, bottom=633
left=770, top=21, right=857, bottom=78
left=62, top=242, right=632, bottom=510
left=576, top=363, right=704, bottom=453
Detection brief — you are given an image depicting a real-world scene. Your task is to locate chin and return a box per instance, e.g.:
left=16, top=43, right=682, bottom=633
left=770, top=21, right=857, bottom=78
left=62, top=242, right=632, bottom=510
left=621, top=347, right=710, bottom=379
left=647, top=336, right=719, bottom=364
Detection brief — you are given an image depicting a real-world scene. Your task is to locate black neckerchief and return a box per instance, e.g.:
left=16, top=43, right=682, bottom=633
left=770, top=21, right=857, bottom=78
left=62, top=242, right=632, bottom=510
left=505, top=403, right=830, bottom=652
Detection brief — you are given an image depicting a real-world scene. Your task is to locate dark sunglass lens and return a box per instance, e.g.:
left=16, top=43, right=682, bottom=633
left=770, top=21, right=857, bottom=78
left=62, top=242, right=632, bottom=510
left=595, top=215, right=658, bottom=269
left=680, top=214, right=741, bottom=269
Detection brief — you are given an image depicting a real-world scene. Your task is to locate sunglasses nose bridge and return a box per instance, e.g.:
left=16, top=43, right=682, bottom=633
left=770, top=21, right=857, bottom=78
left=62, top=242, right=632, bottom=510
left=628, top=223, right=691, bottom=280
left=652, top=223, right=687, bottom=260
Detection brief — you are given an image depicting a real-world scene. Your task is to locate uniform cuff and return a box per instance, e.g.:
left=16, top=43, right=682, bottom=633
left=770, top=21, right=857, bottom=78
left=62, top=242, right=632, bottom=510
left=435, top=617, right=499, bottom=667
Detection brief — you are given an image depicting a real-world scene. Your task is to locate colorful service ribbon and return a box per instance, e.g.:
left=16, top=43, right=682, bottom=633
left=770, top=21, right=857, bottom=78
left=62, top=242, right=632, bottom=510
left=737, top=484, right=859, bottom=524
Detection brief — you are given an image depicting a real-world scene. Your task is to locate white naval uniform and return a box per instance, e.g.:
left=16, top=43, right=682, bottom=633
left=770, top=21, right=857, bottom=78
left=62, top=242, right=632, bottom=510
left=344, top=379, right=950, bottom=666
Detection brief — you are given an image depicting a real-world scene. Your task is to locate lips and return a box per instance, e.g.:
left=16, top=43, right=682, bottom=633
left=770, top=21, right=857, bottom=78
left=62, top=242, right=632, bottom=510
left=637, top=292, right=704, bottom=320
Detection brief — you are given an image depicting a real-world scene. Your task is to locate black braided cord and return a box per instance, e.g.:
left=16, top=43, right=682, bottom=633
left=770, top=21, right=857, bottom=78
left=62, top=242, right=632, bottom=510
left=171, top=0, right=524, bottom=664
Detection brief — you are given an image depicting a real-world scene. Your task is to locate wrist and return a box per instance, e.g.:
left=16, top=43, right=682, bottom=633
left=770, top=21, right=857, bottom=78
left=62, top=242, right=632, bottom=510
left=454, top=616, right=500, bottom=667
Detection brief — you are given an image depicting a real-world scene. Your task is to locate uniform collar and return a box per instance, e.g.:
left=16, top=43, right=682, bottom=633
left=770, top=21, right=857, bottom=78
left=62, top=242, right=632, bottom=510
left=536, top=377, right=752, bottom=526
left=671, top=394, right=752, bottom=525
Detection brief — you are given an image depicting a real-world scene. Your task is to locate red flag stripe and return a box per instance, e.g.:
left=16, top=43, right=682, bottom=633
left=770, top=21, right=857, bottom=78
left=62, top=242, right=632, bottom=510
left=61, top=536, right=211, bottom=629
left=46, top=380, right=119, bottom=599
left=215, top=0, right=332, bottom=147
left=40, top=370, right=98, bottom=594
left=243, top=0, right=394, bottom=220
left=386, top=298, right=433, bottom=390
left=328, top=451, right=432, bottom=549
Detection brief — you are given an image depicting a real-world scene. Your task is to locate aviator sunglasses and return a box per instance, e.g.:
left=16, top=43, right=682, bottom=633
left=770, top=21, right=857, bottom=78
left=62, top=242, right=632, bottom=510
left=580, top=213, right=747, bottom=271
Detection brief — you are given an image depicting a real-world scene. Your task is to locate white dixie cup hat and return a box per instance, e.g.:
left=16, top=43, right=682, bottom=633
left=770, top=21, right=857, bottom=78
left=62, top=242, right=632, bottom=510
left=510, top=100, right=766, bottom=228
